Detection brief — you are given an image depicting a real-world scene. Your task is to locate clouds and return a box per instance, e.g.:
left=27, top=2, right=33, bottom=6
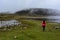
left=0, top=0, right=60, bottom=13
left=27, top=0, right=60, bottom=9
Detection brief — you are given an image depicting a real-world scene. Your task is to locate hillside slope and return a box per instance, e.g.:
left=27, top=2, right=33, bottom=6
left=15, top=8, right=60, bottom=16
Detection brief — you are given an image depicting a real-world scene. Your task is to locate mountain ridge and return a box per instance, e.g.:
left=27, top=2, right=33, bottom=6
left=15, top=8, right=60, bottom=16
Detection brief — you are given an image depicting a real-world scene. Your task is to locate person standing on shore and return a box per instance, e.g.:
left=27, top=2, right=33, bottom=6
left=42, top=20, right=46, bottom=31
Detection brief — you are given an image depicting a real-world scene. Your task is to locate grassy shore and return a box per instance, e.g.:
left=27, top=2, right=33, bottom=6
left=0, top=20, right=60, bottom=40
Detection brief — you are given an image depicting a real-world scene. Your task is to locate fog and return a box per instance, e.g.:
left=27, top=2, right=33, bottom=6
left=0, top=0, right=60, bottom=13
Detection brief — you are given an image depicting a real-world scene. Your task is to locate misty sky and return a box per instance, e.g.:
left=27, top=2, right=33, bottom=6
left=0, top=0, right=60, bottom=13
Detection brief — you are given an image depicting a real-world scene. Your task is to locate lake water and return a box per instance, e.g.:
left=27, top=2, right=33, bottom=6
left=0, top=20, right=20, bottom=27
left=46, top=16, right=60, bottom=23
left=0, top=16, right=60, bottom=27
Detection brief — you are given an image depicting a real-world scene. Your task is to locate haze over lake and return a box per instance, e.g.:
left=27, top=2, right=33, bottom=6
left=46, top=16, right=60, bottom=23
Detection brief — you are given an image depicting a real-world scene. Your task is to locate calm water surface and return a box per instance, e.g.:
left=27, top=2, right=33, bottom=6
left=0, top=20, right=20, bottom=27
left=46, top=16, right=60, bottom=23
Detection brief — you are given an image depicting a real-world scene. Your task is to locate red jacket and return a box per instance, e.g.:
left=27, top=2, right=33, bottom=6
left=42, top=21, right=46, bottom=26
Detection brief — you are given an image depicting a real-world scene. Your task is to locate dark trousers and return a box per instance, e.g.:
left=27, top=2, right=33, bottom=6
left=42, top=26, right=45, bottom=31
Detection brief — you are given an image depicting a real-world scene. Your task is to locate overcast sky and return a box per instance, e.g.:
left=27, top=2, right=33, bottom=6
left=0, top=0, right=60, bottom=13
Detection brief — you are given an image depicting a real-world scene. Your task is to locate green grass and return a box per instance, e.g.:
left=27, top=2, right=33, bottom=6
left=0, top=20, right=60, bottom=40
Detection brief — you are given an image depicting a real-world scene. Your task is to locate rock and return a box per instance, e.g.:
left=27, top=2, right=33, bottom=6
left=24, top=27, right=27, bottom=29
left=14, top=36, right=17, bottom=39
left=54, top=26, right=60, bottom=29
left=8, top=29, right=12, bottom=31
left=3, top=28, right=7, bottom=31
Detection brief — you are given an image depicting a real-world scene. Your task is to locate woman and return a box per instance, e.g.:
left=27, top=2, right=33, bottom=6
left=42, top=20, right=46, bottom=31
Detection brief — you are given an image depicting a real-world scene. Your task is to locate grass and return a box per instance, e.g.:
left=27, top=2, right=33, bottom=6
left=0, top=20, right=60, bottom=40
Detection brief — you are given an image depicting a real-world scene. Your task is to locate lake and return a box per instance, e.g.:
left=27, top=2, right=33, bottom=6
left=0, top=20, right=20, bottom=27
left=21, top=16, right=60, bottom=23
left=46, top=16, right=60, bottom=23
left=0, top=16, right=60, bottom=27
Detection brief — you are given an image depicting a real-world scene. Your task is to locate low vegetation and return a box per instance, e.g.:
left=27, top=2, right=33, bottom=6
left=0, top=13, right=60, bottom=40
left=0, top=19, right=60, bottom=40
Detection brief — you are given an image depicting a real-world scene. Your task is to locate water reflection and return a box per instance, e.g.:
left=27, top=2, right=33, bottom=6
left=0, top=20, right=20, bottom=27
left=46, top=16, right=60, bottom=23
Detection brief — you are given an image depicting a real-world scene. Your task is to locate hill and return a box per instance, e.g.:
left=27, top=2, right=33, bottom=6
left=15, top=8, right=60, bottom=16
